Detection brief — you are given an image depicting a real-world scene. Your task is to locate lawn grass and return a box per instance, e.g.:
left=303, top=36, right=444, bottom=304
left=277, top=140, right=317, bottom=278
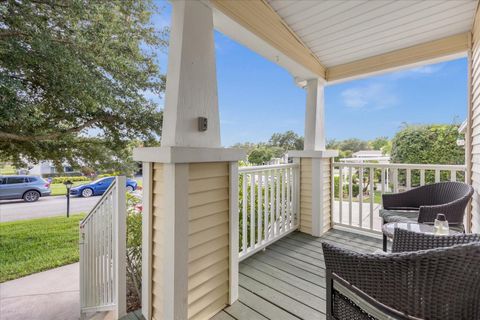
left=49, top=181, right=87, bottom=196
left=0, top=214, right=85, bottom=282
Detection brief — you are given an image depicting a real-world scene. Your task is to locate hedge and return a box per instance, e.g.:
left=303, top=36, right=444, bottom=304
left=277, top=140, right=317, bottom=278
left=50, top=176, right=90, bottom=184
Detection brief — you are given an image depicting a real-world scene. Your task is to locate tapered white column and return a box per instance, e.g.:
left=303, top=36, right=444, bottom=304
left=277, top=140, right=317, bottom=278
left=136, top=2, right=246, bottom=319
left=161, top=0, right=220, bottom=148
left=304, top=78, right=326, bottom=151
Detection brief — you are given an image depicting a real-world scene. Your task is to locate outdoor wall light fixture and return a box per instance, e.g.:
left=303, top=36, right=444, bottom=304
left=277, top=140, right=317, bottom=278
left=198, top=117, right=208, bottom=131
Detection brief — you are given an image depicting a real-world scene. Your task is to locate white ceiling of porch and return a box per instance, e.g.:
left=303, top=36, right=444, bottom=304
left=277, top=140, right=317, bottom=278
left=267, top=0, right=478, bottom=67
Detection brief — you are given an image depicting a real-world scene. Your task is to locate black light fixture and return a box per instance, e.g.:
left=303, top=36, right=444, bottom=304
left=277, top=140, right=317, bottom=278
left=64, top=180, right=73, bottom=218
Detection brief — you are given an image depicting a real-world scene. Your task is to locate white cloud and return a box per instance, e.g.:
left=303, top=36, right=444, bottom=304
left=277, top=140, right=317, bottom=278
left=388, top=63, right=444, bottom=80
left=341, top=83, right=398, bottom=109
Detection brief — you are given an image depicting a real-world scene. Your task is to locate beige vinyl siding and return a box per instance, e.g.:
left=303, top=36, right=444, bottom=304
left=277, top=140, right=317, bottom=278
left=300, top=158, right=313, bottom=234
left=321, top=158, right=332, bottom=234
left=151, top=163, right=165, bottom=320
left=471, top=11, right=480, bottom=233
left=187, top=163, right=230, bottom=320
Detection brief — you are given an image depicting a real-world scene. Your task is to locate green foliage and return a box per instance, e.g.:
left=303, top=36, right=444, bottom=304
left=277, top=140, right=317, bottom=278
left=268, top=131, right=304, bottom=151
left=97, top=172, right=122, bottom=179
left=391, top=124, right=464, bottom=164
left=0, top=0, right=166, bottom=171
left=126, top=193, right=142, bottom=305
left=247, top=146, right=283, bottom=165
left=0, top=213, right=85, bottom=282
left=391, top=124, right=465, bottom=185
left=42, top=172, right=84, bottom=178
left=50, top=176, right=90, bottom=184
left=327, top=138, right=370, bottom=159
left=234, top=131, right=303, bottom=165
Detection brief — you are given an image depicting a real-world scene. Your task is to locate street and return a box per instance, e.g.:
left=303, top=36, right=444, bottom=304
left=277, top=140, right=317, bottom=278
left=0, top=195, right=98, bottom=222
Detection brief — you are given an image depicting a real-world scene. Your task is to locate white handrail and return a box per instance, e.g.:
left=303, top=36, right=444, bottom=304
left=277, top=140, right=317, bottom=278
left=79, top=176, right=126, bottom=319
left=332, top=162, right=467, bottom=235
left=238, top=163, right=300, bottom=261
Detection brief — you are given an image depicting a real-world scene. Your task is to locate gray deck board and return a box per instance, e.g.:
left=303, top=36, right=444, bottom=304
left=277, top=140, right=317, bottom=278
left=213, top=229, right=382, bottom=319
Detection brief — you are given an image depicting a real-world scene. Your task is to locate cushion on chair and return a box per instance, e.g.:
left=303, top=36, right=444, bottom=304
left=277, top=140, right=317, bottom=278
left=379, top=209, right=419, bottom=223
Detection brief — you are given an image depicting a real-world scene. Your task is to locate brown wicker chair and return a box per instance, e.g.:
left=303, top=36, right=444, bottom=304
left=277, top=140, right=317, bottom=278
left=380, top=181, right=473, bottom=250
left=380, top=181, right=473, bottom=225
left=323, top=241, right=480, bottom=320
left=392, top=228, right=480, bottom=252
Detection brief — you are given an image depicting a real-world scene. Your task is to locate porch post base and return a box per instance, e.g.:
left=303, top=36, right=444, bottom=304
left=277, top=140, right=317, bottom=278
left=290, top=150, right=338, bottom=237
left=134, top=147, right=246, bottom=320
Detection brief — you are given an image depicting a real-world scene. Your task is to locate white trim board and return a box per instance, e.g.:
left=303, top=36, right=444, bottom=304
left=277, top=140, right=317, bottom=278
left=133, top=146, right=246, bottom=163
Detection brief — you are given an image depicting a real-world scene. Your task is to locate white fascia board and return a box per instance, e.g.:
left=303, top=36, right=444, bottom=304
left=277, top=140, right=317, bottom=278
left=133, top=146, right=247, bottom=163
left=211, top=7, right=319, bottom=81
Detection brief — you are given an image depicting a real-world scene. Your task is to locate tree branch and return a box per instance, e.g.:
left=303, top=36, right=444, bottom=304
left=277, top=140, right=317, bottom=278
left=0, top=118, right=103, bottom=142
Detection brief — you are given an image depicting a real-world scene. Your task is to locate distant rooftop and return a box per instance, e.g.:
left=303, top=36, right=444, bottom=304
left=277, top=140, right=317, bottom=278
left=352, top=150, right=384, bottom=158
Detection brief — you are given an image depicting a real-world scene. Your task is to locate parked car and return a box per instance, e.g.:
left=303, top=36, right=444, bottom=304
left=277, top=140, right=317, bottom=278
left=69, top=177, right=138, bottom=198
left=0, top=175, right=51, bottom=202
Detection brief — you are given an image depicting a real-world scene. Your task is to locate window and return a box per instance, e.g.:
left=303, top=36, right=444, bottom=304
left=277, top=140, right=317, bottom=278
left=27, top=177, right=37, bottom=183
left=7, top=177, right=25, bottom=184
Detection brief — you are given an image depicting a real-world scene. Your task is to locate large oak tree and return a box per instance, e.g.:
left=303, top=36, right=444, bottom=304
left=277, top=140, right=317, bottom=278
left=0, top=0, right=166, bottom=172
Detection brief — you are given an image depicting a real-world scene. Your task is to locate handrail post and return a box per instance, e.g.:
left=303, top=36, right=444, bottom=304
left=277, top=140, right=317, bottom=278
left=113, top=176, right=126, bottom=319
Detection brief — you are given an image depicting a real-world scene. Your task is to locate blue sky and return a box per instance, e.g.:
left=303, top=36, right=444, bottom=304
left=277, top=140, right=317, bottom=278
left=150, top=1, right=467, bottom=147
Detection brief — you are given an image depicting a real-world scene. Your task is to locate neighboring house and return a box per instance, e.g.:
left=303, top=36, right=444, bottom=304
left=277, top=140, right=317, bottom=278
left=27, top=161, right=73, bottom=176
left=340, top=150, right=391, bottom=164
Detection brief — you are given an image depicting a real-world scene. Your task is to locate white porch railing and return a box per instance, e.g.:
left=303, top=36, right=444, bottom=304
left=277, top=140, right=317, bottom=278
left=332, top=163, right=467, bottom=235
left=238, top=163, right=300, bottom=261
left=79, top=176, right=126, bottom=319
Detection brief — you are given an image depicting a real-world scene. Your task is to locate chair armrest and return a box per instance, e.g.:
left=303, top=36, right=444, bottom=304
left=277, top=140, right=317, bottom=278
left=418, top=196, right=470, bottom=224
left=327, top=271, right=412, bottom=320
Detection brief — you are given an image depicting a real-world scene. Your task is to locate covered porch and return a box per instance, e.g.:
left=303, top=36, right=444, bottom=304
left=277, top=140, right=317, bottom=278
left=88, top=0, right=480, bottom=319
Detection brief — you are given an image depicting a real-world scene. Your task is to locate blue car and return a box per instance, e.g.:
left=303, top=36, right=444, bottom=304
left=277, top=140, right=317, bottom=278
left=70, top=177, right=138, bottom=197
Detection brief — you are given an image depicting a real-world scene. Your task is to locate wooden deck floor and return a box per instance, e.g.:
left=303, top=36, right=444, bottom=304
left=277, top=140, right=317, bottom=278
left=212, top=229, right=383, bottom=320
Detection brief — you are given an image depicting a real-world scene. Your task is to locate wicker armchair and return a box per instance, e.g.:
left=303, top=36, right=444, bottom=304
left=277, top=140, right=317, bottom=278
left=392, top=228, right=480, bottom=252
left=323, top=242, right=480, bottom=320
left=380, top=181, right=473, bottom=226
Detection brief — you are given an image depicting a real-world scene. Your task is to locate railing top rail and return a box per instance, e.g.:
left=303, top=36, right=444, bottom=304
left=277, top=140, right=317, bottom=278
left=80, top=178, right=117, bottom=227
left=238, top=163, right=299, bottom=173
left=333, top=162, right=466, bottom=170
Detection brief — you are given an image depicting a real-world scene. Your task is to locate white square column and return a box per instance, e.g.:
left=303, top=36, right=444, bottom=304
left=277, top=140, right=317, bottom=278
left=292, top=78, right=338, bottom=237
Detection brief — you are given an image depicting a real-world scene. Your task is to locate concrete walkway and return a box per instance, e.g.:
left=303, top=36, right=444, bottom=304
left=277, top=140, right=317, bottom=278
left=0, top=263, right=79, bottom=320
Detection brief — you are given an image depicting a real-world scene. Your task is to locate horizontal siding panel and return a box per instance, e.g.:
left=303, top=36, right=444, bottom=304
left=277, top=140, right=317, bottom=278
left=189, top=292, right=228, bottom=320
left=189, top=211, right=229, bottom=235
left=189, top=234, right=229, bottom=263
left=188, top=271, right=229, bottom=304
left=189, top=176, right=229, bottom=194
left=188, top=258, right=229, bottom=290
left=189, top=162, right=228, bottom=180
left=189, top=223, right=229, bottom=249
left=189, top=200, right=230, bottom=221
left=189, top=188, right=229, bottom=208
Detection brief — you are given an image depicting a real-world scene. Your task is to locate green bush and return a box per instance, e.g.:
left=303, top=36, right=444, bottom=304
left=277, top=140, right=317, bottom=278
left=333, top=176, right=360, bottom=198
left=51, top=176, right=90, bottom=184
left=126, top=193, right=142, bottom=309
left=42, top=172, right=83, bottom=178
left=97, top=172, right=121, bottom=178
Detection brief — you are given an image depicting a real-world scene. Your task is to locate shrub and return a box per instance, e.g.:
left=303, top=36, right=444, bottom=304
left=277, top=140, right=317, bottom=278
left=50, top=176, right=90, bottom=184
left=97, top=172, right=121, bottom=179
left=126, top=193, right=142, bottom=310
left=42, top=172, right=83, bottom=178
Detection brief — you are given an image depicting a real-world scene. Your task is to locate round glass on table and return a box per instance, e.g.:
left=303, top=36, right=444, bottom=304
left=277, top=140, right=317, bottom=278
left=382, top=222, right=461, bottom=240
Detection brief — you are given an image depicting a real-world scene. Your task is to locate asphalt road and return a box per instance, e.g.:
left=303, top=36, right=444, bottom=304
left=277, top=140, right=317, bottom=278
left=0, top=195, right=99, bottom=222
